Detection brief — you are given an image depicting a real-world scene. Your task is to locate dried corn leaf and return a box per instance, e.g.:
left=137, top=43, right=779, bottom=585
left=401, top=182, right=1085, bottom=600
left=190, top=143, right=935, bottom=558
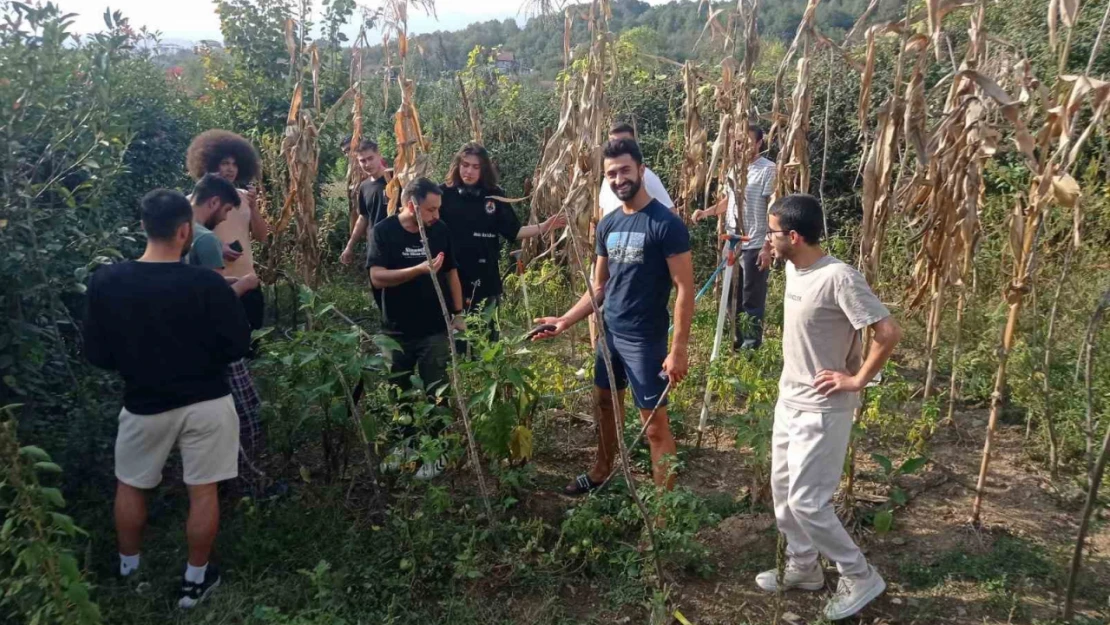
left=1051, top=173, right=1080, bottom=207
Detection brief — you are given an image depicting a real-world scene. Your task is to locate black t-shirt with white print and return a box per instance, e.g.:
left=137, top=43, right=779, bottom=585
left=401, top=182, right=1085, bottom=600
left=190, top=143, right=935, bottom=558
left=438, top=184, right=521, bottom=306
left=366, top=215, right=456, bottom=339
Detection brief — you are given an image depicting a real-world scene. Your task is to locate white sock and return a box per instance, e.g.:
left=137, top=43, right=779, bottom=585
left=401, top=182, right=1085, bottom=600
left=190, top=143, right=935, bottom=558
left=119, top=553, right=140, bottom=577
left=185, top=562, right=208, bottom=584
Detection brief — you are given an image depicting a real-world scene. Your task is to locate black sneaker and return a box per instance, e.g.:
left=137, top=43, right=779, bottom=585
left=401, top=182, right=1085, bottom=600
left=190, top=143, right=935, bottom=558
left=177, top=564, right=221, bottom=609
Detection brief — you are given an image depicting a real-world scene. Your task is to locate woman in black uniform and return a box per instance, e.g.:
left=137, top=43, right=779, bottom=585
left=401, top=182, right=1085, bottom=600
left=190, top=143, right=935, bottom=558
left=439, top=142, right=565, bottom=344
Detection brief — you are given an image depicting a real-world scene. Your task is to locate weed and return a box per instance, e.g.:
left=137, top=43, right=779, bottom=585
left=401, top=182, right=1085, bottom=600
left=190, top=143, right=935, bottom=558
left=899, top=533, right=1054, bottom=591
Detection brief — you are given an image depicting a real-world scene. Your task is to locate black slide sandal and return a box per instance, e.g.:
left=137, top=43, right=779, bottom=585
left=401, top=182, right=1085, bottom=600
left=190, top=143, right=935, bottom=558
left=564, top=473, right=602, bottom=496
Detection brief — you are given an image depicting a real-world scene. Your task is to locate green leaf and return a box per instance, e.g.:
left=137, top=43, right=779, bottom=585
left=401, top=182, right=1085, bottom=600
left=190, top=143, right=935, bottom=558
left=50, top=512, right=79, bottom=536
left=374, top=334, right=402, bottom=354
left=34, top=461, right=62, bottom=474
left=870, top=453, right=893, bottom=475
left=19, top=445, right=50, bottom=461
left=40, top=487, right=65, bottom=508
left=65, top=579, right=90, bottom=604
left=873, top=509, right=893, bottom=534
left=897, top=457, right=928, bottom=475
left=890, top=488, right=908, bottom=507
left=506, top=368, right=526, bottom=389
left=58, top=552, right=80, bottom=579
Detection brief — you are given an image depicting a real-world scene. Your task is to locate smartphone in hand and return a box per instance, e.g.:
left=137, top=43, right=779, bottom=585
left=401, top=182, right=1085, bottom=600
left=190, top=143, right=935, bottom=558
left=229, top=240, right=244, bottom=253
left=524, top=324, right=557, bottom=340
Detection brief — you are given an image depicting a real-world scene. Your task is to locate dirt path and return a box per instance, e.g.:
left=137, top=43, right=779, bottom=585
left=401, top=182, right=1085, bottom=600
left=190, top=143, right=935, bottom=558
left=524, top=406, right=1110, bottom=624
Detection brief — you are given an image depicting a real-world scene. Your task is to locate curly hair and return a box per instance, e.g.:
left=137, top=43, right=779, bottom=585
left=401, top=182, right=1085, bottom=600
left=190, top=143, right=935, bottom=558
left=185, top=130, right=261, bottom=183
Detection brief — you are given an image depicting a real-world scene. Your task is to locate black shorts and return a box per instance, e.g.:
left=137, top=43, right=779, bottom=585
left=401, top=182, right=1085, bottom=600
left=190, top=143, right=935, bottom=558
left=594, top=331, right=669, bottom=409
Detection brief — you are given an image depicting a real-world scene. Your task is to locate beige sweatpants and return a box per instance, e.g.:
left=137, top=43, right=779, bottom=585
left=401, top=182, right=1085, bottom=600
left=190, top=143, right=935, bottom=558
left=771, top=400, right=869, bottom=579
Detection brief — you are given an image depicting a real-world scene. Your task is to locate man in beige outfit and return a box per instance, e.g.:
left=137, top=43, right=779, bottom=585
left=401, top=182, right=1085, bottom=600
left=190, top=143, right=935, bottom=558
left=756, top=194, right=902, bottom=621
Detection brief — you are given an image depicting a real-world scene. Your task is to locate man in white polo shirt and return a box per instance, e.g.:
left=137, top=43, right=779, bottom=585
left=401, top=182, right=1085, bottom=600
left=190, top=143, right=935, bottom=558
left=598, top=122, right=674, bottom=217
left=692, top=125, right=775, bottom=350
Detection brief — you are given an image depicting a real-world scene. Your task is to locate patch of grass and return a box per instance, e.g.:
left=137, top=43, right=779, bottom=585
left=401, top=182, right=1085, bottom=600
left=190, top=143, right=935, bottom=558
left=701, top=490, right=751, bottom=519
left=898, top=533, right=1054, bottom=591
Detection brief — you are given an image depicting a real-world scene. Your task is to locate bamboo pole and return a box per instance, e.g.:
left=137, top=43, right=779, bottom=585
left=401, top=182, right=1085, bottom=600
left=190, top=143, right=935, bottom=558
left=414, top=213, right=495, bottom=521
left=1062, top=286, right=1110, bottom=621
left=561, top=202, right=668, bottom=592
left=1039, top=243, right=1074, bottom=479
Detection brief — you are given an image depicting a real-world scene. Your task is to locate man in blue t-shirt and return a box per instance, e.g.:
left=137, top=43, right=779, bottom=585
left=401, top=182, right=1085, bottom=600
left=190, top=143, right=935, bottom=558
left=534, top=138, right=695, bottom=495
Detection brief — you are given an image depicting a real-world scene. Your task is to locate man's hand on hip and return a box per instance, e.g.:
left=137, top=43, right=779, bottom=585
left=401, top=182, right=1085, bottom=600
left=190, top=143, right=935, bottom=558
left=813, top=369, right=864, bottom=396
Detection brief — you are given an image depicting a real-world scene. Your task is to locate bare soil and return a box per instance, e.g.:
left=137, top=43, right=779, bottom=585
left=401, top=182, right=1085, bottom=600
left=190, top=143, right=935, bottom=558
left=519, top=404, right=1110, bottom=625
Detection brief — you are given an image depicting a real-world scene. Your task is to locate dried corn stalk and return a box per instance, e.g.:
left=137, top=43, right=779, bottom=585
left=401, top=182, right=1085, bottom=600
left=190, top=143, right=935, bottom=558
left=456, top=73, right=483, bottom=143
left=678, top=61, right=708, bottom=216
left=901, top=2, right=993, bottom=402
left=526, top=1, right=612, bottom=266
left=843, top=17, right=910, bottom=507
left=381, top=0, right=434, bottom=212
left=943, top=0, right=989, bottom=421
left=702, top=0, right=760, bottom=243
left=275, top=36, right=355, bottom=289
left=968, top=60, right=1110, bottom=526
left=768, top=0, right=820, bottom=192
left=346, top=27, right=368, bottom=233
left=777, top=50, right=813, bottom=197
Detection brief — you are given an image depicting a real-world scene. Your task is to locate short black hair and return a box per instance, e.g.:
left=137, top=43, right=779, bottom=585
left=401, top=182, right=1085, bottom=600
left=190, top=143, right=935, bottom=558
left=769, top=194, right=824, bottom=245
left=609, top=121, right=635, bottom=137
left=357, top=139, right=379, bottom=153
left=602, top=138, right=643, bottom=166
left=340, top=135, right=353, bottom=151
left=402, top=177, right=442, bottom=206
left=185, top=129, right=260, bottom=183
left=140, top=189, right=193, bottom=241
left=748, top=125, right=764, bottom=146
left=191, top=173, right=242, bottom=208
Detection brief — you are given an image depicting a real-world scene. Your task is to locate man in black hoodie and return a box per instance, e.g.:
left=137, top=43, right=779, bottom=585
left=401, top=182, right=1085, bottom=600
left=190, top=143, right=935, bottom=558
left=438, top=142, right=565, bottom=344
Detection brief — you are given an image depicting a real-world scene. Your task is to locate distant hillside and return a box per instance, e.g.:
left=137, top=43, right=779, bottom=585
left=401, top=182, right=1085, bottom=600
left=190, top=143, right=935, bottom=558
left=365, top=0, right=907, bottom=78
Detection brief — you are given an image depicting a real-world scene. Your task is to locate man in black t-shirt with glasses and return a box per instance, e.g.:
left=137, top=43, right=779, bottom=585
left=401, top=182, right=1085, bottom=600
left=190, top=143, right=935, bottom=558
left=367, top=177, right=464, bottom=480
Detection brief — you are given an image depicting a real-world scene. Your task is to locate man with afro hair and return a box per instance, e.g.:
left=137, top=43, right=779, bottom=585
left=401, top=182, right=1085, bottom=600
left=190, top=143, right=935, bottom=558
left=185, top=130, right=269, bottom=495
left=186, top=131, right=268, bottom=325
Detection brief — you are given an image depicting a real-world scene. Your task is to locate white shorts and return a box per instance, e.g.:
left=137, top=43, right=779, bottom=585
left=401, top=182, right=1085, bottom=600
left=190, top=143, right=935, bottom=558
left=115, top=395, right=239, bottom=488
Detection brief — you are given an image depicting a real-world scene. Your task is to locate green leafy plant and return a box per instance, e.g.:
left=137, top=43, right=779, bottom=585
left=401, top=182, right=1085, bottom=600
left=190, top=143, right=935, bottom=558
left=869, top=452, right=928, bottom=534
left=0, top=411, right=100, bottom=624
left=459, top=324, right=540, bottom=464
left=254, top=287, right=401, bottom=481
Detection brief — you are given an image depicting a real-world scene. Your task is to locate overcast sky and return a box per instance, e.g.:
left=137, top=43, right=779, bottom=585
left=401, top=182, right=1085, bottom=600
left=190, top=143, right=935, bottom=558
left=61, top=0, right=672, bottom=42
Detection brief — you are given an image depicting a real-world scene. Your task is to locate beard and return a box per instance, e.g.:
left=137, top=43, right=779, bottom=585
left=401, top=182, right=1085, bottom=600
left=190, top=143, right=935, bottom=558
left=203, top=214, right=220, bottom=230
left=612, top=176, right=642, bottom=202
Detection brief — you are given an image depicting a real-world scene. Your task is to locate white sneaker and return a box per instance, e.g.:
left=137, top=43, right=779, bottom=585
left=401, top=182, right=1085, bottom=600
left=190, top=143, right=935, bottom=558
left=824, top=565, right=886, bottom=621
left=379, top=444, right=417, bottom=473
left=413, top=457, right=446, bottom=481
left=755, top=561, right=825, bottom=592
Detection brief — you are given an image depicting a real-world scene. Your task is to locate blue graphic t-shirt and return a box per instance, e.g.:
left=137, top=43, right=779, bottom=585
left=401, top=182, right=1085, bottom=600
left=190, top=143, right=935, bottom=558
left=595, top=199, right=691, bottom=338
